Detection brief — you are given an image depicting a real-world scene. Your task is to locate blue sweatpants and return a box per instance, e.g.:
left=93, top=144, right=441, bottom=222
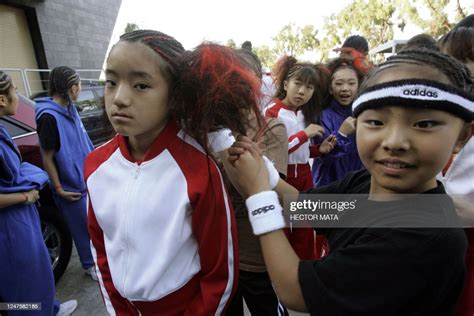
left=0, top=204, right=55, bottom=315
left=52, top=193, right=93, bottom=269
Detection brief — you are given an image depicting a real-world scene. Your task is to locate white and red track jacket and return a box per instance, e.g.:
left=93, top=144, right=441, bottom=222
left=85, top=120, right=238, bottom=316
left=264, top=99, right=319, bottom=165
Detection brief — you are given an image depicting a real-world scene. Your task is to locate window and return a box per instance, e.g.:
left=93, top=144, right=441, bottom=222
left=76, top=90, right=96, bottom=111
left=0, top=118, right=32, bottom=138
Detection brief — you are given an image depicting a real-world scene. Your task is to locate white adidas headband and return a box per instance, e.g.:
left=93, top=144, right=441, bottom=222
left=352, top=79, right=474, bottom=121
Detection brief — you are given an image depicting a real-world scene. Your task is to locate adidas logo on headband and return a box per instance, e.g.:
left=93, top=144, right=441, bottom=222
left=402, top=88, right=438, bottom=98
left=352, top=79, right=474, bottom=121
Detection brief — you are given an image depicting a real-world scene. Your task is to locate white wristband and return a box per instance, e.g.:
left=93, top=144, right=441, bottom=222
left=338, top=130, right=348, bottom=138
left=246, top=191, right=286, bottom=235
left=262, top=156, right=280, bottom=189
left=208, top=128, right=235, bottom=152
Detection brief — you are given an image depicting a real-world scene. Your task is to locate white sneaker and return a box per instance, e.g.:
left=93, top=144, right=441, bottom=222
left=57, top=300, right=78, bottom=316
left=85, top=266, right=98, bottom=281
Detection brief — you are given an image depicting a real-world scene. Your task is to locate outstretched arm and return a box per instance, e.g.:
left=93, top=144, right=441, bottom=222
left=221, top=138, right=307, bottom=311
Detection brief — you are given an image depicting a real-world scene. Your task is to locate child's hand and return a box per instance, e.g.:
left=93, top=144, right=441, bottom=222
left=227, top=135, right=262, bottom=166
left=57, top=188, right=82, bottom=202
left=319, top=134, right=337, bottom=154
left=339, top=117, right=356, bottom=136
left=304, top=124, right=325, bottom=138
left=26, top=189, right=40, bottom=204
left=225, top=136, right=269, bottom=197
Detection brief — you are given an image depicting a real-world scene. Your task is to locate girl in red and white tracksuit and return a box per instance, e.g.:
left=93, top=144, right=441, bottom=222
left=86, top=31, right=263, bottom=315
left=264, top=56, right=334, bottom=260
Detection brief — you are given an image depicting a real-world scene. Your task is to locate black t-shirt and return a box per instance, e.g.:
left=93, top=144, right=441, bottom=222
left=37, top=114, right=60, bottom=151
left=299, top=169, right=467, bottom=316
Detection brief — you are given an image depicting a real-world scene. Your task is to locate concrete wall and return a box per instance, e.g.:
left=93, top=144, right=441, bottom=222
left=6, top=0, right=121, bottom=77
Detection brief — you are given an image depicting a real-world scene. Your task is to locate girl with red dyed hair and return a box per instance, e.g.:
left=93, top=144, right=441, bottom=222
left=263, top=56, right=335, bottom=260
left=85, top=30, right=262, bottom=315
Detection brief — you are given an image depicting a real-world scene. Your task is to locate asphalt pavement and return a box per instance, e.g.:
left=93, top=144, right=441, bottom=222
left=56, top=246, right=308, bottom=316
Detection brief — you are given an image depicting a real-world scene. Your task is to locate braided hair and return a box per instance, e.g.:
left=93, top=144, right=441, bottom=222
left=0, top=71, right=13, bottom=96
left=273, top=56, right=330, bottom=125
left=119, top=30, right=185, bottom=84
left=49, top=66, right=80, bottom=107
left=360, top=48, right=472, bottom=93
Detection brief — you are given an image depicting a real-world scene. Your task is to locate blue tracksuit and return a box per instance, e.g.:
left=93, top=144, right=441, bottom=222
left=35, top=98, right=94, bottom=269
left=311, top=99, right=364, bottom=187
left=0, top=125, right=55, bottom=315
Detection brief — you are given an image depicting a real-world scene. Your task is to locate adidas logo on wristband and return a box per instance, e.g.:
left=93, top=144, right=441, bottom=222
left=252, top=204, right=275, bottom=216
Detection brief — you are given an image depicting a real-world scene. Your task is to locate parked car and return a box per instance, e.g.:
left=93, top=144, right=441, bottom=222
left=30, top=84, right=115, bottom=147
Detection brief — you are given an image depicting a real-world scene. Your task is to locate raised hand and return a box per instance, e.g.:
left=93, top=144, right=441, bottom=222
left=319, top=134, right=337, bottom=154
left=339, top=117, right=356, bottom=136
left=304, top=124, right=325, bottom=138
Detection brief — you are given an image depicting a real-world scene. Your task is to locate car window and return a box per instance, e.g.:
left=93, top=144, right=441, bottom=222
left=95, top=88, right=104, bottom=98
left=76, top=90, right=96, bottom=112
left=0, top=118, right=33, bottom=138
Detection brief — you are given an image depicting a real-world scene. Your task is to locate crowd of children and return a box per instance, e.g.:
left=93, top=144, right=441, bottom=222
left=1, top=13, right=473, bottom=316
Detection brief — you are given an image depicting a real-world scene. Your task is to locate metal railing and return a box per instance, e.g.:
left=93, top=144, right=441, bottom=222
left=0, top=68, right=102, bottom=98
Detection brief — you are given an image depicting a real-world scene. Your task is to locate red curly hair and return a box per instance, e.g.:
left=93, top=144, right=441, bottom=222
left=170, top=43, right=263, bottom=147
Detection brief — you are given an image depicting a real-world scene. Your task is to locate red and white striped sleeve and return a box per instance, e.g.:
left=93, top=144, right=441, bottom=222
left=288, top=131, right=309, bottom=154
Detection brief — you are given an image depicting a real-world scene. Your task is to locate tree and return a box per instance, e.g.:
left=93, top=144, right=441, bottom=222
left=398, top=0, right=469, bottom=38
left=226, top=39, right=236, bottom=48
left=124, top=23, right=140, bottom=34
left=254, top=45, right=277, bottom=69
left=273, top=23, right=319, bottom=58
left=316, top=0, right=397, bottom=62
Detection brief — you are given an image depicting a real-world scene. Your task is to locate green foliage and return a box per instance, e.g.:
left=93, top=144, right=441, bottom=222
left=273, top=23, right=319, bottom=57
left=252, top=0, right=470, bottom=68
left=317, top=0, right=397, bottom=62
left=397, top=0, right=467, bottom=38
left=254, top=45, right=277, bottom=69
left=226, top=39, right=236, bottom=48
left=124, top=23, right=140, bottom=34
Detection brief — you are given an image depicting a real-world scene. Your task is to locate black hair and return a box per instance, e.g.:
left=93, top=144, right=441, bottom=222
left=327, top=57, right=364, bottom=84
left=273, top=56, right=330, bottom=125
left=235, top=48, right=263, bottom=79
left=0, top=71, right=13, bottom=95
left=455, top=14, right=474, bottom=28
left=119, top=30, right=185, bottom=84
left=241, top=41, right=253, bottom=51
left=402, top=33, right=439, bottom=52
left=48, top=66, right=80, bottom=107
left=342, top=35, right=369, bottom=55
left=359, top=48, right=472, bottom=94
left=438, top=27, right=474, bottom=64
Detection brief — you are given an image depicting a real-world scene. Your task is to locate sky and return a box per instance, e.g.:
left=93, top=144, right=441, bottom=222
left=109, top=0, right=351, bottom=50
